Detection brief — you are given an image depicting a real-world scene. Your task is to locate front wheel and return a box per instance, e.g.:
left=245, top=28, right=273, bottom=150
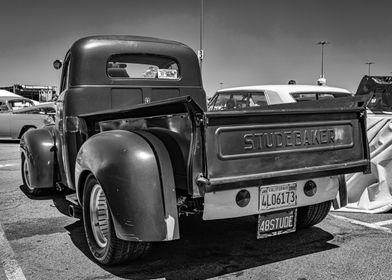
left=21, top=154, right=43, bottom=195
left=297, top=200, right=332, bottom=228
left=82, top=174, right=152, bottom=265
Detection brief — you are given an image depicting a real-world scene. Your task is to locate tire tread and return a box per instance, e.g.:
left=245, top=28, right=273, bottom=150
left=83, top=174, right=152, bottom=265
left=297, top=200, right=331, bottom=228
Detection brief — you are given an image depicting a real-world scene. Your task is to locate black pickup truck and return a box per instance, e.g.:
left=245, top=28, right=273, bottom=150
left=20, top=36, right=370, bottom=265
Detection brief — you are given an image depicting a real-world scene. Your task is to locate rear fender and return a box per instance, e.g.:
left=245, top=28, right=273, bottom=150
left=75, top=130, right=179, bottom=242
left=20, top=126, right=56, bottom=189
left=332, top=174, right=348, bottom=209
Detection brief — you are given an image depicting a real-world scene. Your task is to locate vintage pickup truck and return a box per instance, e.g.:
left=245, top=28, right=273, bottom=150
left=20, top=35, right=370, bottom=265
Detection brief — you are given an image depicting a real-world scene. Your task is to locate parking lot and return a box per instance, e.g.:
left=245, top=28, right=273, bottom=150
left=1, top=140, right=392, bottom=280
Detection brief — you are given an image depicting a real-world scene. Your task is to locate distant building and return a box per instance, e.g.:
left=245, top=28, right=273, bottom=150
left=0, top=84, right=57, bottom=102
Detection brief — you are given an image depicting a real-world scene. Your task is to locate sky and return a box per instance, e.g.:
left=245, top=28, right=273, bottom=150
left=0, top=0, right=391, bottom=96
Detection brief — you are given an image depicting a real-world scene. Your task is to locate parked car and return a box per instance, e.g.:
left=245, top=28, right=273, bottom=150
left=0, top=89, right=22, bottom=97
left=15, top=102, right=56, bottom=121
left=0, top=96, right=53, bottom=139
left=208, top=84, right=352, bottom=111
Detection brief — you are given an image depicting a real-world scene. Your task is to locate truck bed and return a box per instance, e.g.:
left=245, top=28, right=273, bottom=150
left=79, top=95, right=370, bottom=194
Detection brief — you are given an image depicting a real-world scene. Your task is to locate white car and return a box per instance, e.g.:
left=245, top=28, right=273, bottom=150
left=207, top=84, right=353, bottom=228
left=208, top=84, right=352, bottom=111
left=0, top=96, right=54, bottom=139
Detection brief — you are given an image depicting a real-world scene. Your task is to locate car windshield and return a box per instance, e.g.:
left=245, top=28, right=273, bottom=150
left=8, top=99, right=34, bottom=110
left=208, top=91, right=267, bottom=111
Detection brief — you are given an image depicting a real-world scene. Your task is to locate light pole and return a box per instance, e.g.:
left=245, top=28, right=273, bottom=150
left=316, top=41, right=330, bottom=78
left=365, top=62, right=374, bottom=76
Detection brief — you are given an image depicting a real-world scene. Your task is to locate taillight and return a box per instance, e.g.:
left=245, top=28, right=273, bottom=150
left=236, top=189, right=251, bottom=207
left=304, top=180, right=317, bottom=197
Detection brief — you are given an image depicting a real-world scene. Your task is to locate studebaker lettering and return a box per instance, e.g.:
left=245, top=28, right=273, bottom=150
left=243, top=128, right=335, bottom=151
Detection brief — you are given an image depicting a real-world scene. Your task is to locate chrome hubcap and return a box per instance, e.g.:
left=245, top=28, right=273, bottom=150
left=89, top=184, right=110, bottom=248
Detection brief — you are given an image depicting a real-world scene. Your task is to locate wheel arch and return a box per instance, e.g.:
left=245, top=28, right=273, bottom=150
left=18, top=125, right=37, bottom=139
left=20, top=126, right=56, bottom=189
left=76, top=169, right=92, bottom=205
left=75, top=130, right=179, bottom=242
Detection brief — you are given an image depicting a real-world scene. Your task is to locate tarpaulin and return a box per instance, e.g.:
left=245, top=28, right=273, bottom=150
left=336, top=113, right=392, bottom=213
left=334, top=76, right=392, bottom=213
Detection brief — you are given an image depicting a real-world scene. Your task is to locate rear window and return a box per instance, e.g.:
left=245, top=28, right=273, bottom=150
left=291, top=92, right=351, bottom=102
left=208, top=91, right=267, bottom=111
left=107, top=54, right=180, bottom=80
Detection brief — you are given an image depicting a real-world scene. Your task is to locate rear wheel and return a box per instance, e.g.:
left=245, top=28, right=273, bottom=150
left=21, top=154, right=43, bottom=195
left=297, top=200, right=332, bottom=228
left=82, top=174, right=152, bottom=265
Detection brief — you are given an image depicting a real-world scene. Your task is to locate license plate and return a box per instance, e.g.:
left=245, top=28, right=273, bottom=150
left=259, top=182, right=297, bottom=210
left=257, top=209, right=297, bottom=239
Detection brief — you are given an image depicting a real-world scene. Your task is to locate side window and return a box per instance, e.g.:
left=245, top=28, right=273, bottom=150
left=251, top=93, right=268, bottom=106
left=291, top=92, right=317, bottom=102
left=318, top=93, right=335, bottom=100
left=0, top=101, right=9, bottom=112
left=8, top=100, right=34, bottom=110
left=291, top=92, right=350, bottom=102
left=107, top=54, right=180, bottom=80
left=209, top=91, right=266, bottom=111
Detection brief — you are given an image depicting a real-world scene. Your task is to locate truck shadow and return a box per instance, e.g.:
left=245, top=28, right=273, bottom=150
left=17, top=190, right=338, bottom=280
left=64, top=215, right=337, bottom=280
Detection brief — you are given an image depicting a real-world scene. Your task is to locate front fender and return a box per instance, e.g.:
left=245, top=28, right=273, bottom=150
left=20, top=126, right=55, bottom=189
left=75, top=130, right=179, bottom=242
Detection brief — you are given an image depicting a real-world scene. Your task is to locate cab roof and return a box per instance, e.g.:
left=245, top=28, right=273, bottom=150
left=68, top=35, right=202, bottom=87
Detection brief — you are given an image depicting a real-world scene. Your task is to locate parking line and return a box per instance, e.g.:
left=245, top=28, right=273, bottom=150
left=0, top=222, right=27, bottom=280
left=373, top=219, right=392, bottom=226
left=330, top=214, right=392, bottom=234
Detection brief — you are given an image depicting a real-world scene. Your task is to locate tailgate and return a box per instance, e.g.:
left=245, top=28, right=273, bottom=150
left=204, top=97, right=370, bottom=192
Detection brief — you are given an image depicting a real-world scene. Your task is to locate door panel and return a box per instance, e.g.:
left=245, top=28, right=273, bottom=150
left=0, top=113, right=11, bottom=137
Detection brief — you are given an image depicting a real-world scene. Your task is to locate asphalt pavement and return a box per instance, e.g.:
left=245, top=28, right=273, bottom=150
left=1, top=141, right=392, bottom=280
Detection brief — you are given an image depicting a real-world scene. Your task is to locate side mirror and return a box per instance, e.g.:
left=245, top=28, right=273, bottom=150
left=53, top=59, right=63, bottom=70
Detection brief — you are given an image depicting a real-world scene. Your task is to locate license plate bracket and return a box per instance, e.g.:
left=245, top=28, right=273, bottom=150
left=257, top=209, right=297, bottom=239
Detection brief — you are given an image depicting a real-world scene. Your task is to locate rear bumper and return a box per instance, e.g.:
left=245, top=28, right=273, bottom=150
left=203, top=160, right=367, bottom=193
left=203, top=176, right=339, bottom=220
